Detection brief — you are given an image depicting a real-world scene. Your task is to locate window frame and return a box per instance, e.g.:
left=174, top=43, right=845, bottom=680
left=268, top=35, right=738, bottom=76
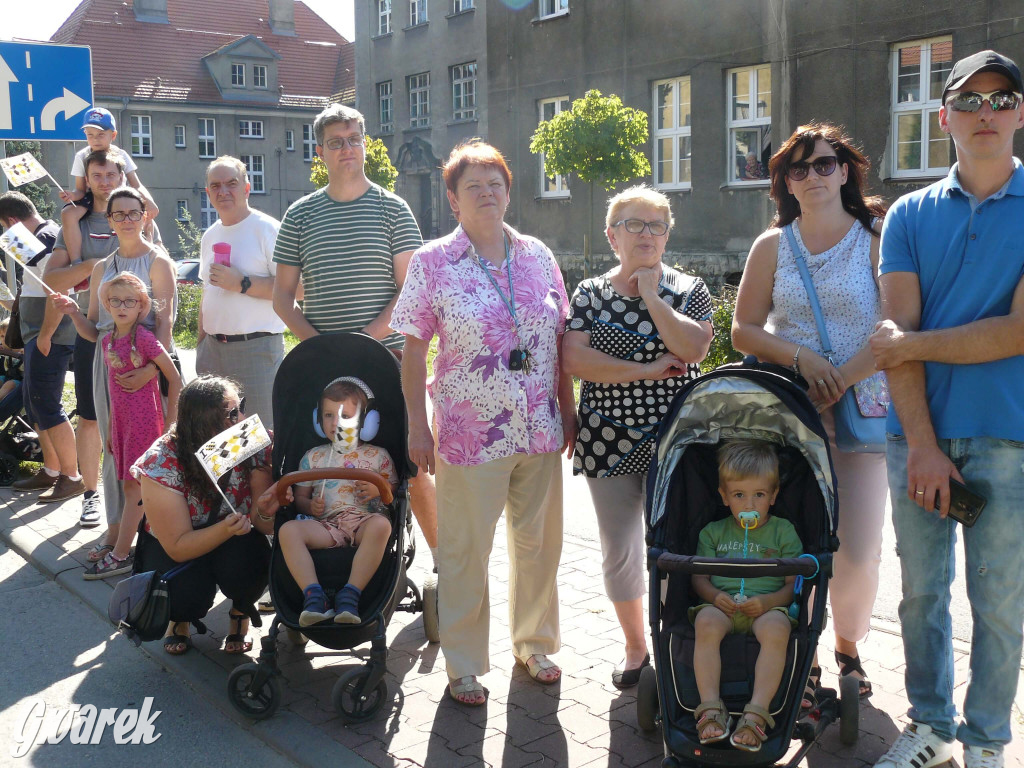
left=129, top=114, right=152, bottom=158
left=199, top=190, right=216, bottom=230
left=538, top=0, right=569, bottom=20
left=410, top=0, right=427, bottom=26
left=451, top=62, right=477, bottom=122
left=453, top=0, right=474, bottom=12
left=253, top=64, right=268, bottom=89
left=175, top=200, right=189, bottom=221
left=198, top=117, right=216, bottom=159
left=173, top=124, right=185, bottom=148
left=241, top=154, right=265, bottom=194
left=377, top=0, right=391, bottom=35
left=409, top=72, right=431, bottom=129
left=726, top=64, right=772, bottom=186
left=238, top=119, right=265, bottom=139
left=538, top=96, right=571, bottom=198
left=285, top=129, right=295, bottom=151
left=652, top=76, right=692, bottom=191
left=302, top=124, right=315, bottom=162
left=230, top=63, right=245, bottom=88
left=890, top=36, right=953, bottom=179
left=378, top=81, right=394, bottom=134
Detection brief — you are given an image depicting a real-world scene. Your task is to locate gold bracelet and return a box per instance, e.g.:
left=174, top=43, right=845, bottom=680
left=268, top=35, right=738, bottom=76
left=255, top=511, right=274, bottom=522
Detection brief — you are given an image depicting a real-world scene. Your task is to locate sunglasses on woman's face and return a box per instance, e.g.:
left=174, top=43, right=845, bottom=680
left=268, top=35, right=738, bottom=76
left=786, top=155, right=838, bottom=181
left=226, top=397, right=246, bottom=423
left=945, top=90, right=1023, bottom=113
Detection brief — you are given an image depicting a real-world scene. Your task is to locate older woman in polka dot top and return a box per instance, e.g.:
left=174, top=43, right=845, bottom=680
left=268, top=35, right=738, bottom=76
left=562, top=184, right=714, bottom=688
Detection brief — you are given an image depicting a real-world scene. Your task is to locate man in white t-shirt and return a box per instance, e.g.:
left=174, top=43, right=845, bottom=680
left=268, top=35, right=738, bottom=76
left=196, top=156, right=286, bottom=429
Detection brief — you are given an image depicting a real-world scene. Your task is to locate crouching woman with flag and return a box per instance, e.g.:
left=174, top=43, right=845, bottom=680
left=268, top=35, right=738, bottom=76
left=130, top=375, right=278, bottom=656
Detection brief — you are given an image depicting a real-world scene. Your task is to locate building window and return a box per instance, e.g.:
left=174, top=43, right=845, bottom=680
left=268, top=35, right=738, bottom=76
left=727, top=65, right=772, bottom=184
left=378, top=81, right=393, bottom=134
left=198, top=118, right=216, bottom=159
left=231, top=63, right=245, bottom=87
left=652, top=76, right=692, bottom=190
left=253, top=65, right=267, bottom=89
left=239, top=119, right=264, bottom=139
left=377, top=0, right=391, bottom=35
left=891, top=37, right=953, bottom=178
left=409, top=72, right=430, bottom=128
left=410, top=0, right=427, bottom=25
left=176, top=200, right=189, bottom=220
left=538, top=0, right=568, bottom=19
left=538, top=96, right=570, bottom=197
left=129, top=115, right=152, bottom=157
left=451, top=62, right=477, bottom=122
left=453, top=0, right=474, bottom=11
left=241, top=155, right=265, bottom=194
left=199, top=190, right=216, bottom=229
left=285, top=129, right=295, bottom=151
left=302, top=124, right=315, bottom=162
left=174, top=124, right=185, bottom=148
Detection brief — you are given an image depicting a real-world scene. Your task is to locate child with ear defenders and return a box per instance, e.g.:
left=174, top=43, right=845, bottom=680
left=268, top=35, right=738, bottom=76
left=278, top=378, right=395, bottom=627
left=689, top=440, right=803, bottom=753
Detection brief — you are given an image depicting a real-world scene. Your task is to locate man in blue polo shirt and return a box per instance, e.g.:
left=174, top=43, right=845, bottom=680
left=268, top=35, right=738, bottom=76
left=869, top=50, right=1024, bottom=768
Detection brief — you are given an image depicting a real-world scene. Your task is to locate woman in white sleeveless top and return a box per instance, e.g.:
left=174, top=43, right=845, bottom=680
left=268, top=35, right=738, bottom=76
left=732, top=122, right=888, bottom=704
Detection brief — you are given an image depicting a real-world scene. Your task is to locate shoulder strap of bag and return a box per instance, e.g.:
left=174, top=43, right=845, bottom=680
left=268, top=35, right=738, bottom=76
left=784, top=224, right=836, bottom=365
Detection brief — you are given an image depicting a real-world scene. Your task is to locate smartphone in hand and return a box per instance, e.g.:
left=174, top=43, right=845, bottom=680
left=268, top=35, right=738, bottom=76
left=936, top=478, right=986, bottom=527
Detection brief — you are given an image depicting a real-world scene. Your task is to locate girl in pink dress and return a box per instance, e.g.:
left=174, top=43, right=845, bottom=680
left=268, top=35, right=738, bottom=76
left=87, top=272, right=182, bottom=578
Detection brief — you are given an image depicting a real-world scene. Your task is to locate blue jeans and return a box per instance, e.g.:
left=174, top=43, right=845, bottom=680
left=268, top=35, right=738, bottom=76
left=887, top=433, right=1024, bottom=749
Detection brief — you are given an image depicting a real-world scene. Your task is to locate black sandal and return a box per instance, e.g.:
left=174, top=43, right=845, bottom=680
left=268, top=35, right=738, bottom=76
left=163, top=622, right=192, bottom=655
left=835, top=651, right=872, bottom=699
left=224, top=611, right=253, bottom=655
left=801, top=665, right=821, bottom=712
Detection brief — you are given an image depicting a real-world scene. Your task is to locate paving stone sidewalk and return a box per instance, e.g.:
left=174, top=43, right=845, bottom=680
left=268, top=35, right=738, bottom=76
left=1, top=484, right=1021, bottom=768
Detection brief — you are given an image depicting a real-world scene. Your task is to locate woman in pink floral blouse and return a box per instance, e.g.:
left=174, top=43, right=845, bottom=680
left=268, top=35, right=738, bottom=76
left=392, top=140, right=576, bottom=707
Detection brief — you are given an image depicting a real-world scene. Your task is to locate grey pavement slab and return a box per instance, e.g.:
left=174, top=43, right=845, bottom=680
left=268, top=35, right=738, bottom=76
left=0, top=471, right=1021, bottom=768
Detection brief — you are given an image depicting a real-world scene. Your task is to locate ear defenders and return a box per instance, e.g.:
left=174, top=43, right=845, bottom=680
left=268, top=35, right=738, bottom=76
left=312, top=376, right=380, bottom=442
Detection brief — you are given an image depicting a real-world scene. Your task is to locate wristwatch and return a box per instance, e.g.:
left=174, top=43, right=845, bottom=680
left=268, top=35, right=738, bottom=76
left=240, top=275, right=251, bottom=294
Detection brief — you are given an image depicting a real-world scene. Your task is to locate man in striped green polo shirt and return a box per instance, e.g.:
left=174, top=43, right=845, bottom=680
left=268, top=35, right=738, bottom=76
left=273, top=103, right=438, bottom=560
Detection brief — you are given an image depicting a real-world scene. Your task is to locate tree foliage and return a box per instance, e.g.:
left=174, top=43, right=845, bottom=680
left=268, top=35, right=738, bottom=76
left=310, top=136, right=398, bottom=191
left=175, top=208, right=203, bottom=260
left=529, top=90, right=651, bottom=190
left=4, top=140, right=57, bottom=219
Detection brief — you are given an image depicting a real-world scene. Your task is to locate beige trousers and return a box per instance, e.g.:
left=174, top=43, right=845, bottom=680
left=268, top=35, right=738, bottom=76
left=435, top=451, right=563, bottom=679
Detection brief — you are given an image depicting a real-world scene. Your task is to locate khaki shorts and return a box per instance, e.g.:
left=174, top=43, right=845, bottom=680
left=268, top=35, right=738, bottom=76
left=318, top=509, right=389, bottom=548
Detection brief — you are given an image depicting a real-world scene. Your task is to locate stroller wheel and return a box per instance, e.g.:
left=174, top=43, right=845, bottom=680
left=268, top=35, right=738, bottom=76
left=838, top=674, right=860, bottom=745
left=227, top=663, right=282, bottom=720
left=333, top=667, right=388, bottom=723
left=636, top=665, right=659, bottom=732
left=422, top=574, right=440, bottom=644
left=0, top=453, right=17, bottom=487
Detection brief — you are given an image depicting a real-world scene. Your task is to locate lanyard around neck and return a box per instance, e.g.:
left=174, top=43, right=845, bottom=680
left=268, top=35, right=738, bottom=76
left=476, top=233, right=521, bottom=332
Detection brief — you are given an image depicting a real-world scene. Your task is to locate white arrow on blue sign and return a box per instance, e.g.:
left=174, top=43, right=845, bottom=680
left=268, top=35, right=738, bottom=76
left=0, top=41, right=94, bottom=142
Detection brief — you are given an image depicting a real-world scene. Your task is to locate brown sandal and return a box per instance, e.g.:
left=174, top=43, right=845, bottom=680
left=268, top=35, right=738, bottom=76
left=695, top=700, right=732, bottom=744
left=730, top=704, right=774, bottom=752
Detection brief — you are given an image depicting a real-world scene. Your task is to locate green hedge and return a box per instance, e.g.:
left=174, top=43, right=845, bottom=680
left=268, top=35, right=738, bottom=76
left=701, top=285, right=743, bottom=373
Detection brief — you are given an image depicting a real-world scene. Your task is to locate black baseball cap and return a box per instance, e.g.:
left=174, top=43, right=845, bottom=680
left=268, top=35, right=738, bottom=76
left=942, top=50, right=1024, bottom=102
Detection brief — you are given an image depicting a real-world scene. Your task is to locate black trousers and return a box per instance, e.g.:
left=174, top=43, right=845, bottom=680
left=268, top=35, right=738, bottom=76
left=135, top=528, right=270, bottom=624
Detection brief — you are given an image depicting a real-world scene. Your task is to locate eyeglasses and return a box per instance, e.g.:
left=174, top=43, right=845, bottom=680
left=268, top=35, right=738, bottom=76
left=108, top=298, right=139, bottom=309
left=226, top=397, right=247, bottom=423
left=322, top=135, right=365, bottom=150
left=945, top=89, right=1023, bottom=113
left=612, top=218, right=670, bottom=236
left=108, top=210, right=145, bottom=222
left=786, top=156, right=838, bottom=181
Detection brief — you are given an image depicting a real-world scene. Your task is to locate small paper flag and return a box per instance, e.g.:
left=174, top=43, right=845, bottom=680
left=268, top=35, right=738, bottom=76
left=0, top=222, right=46, bottom=263
left=195, top=414, right=271, bottom=482
left=0, top=153, right=48, bottom=187
left=331, top=409, right=360, bottom=455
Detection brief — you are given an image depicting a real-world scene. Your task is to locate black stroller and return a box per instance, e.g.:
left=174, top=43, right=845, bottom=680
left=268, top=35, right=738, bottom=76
left=226, top=334, right=439, bottom=723
left=636, top=362, right=860, bottom=766
left=0, top=353, right=42, bottom=485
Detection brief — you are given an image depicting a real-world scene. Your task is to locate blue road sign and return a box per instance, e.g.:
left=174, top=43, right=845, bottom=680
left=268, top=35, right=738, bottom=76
left=0, top=41, right=94, bottom=142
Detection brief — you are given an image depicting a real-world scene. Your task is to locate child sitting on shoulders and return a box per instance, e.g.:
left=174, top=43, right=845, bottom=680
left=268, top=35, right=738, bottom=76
left=690, top=440, right=802, bottom=752
left=58, top=108, right=159, bottom=260
left=280, top=378, right=395, bottom=627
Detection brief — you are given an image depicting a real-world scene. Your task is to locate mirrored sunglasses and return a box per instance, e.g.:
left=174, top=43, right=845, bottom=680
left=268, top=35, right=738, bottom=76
left=946, top=90, right=1023, bottom=113
left=786, top=155, right=838, bottom=181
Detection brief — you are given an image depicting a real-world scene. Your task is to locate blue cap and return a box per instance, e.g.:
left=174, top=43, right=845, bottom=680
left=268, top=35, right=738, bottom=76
left=82, top=107, right=116, bottom=132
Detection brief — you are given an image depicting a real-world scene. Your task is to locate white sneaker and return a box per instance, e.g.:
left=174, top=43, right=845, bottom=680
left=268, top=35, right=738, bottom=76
left=79, top=494, right=101, bottom=528
left=875, top=723, right=954, bottom=768
left=964, top=746, right=1003, bottom=768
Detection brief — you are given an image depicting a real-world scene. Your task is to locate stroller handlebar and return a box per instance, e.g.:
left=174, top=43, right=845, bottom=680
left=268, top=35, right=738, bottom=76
left=652, top=551, right=829, bottom=578
left=275, top=468, right=395, bottom=506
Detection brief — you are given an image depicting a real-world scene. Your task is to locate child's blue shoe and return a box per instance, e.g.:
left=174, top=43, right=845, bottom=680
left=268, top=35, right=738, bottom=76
left=299, top=584, right=335, bottom=626
left=333, top=584, right=362, bottom=624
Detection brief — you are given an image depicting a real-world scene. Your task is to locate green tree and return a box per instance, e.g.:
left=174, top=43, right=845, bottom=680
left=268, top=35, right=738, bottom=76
left=310, top=135, right=398, bottom=191
left=3, top=140, right=57, bottom=219
left=175, top=208, right=203, bottom=260
left=699, top=285, right=744, bottom=373
left=530, top=90, right=651, bottom=277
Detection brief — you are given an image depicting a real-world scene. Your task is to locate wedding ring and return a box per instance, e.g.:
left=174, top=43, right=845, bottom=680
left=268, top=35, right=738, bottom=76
left=816, top=379, right=826, bottom=385
left=915, top=490, right=925, bottom=495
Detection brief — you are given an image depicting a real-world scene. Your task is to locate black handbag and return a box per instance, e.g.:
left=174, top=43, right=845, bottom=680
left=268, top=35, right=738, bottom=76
left=107, top=561, right=192, bottom=646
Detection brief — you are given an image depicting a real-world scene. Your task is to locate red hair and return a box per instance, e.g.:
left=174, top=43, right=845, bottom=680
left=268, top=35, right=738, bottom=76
left=442, top=139, right=512, bottom=194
